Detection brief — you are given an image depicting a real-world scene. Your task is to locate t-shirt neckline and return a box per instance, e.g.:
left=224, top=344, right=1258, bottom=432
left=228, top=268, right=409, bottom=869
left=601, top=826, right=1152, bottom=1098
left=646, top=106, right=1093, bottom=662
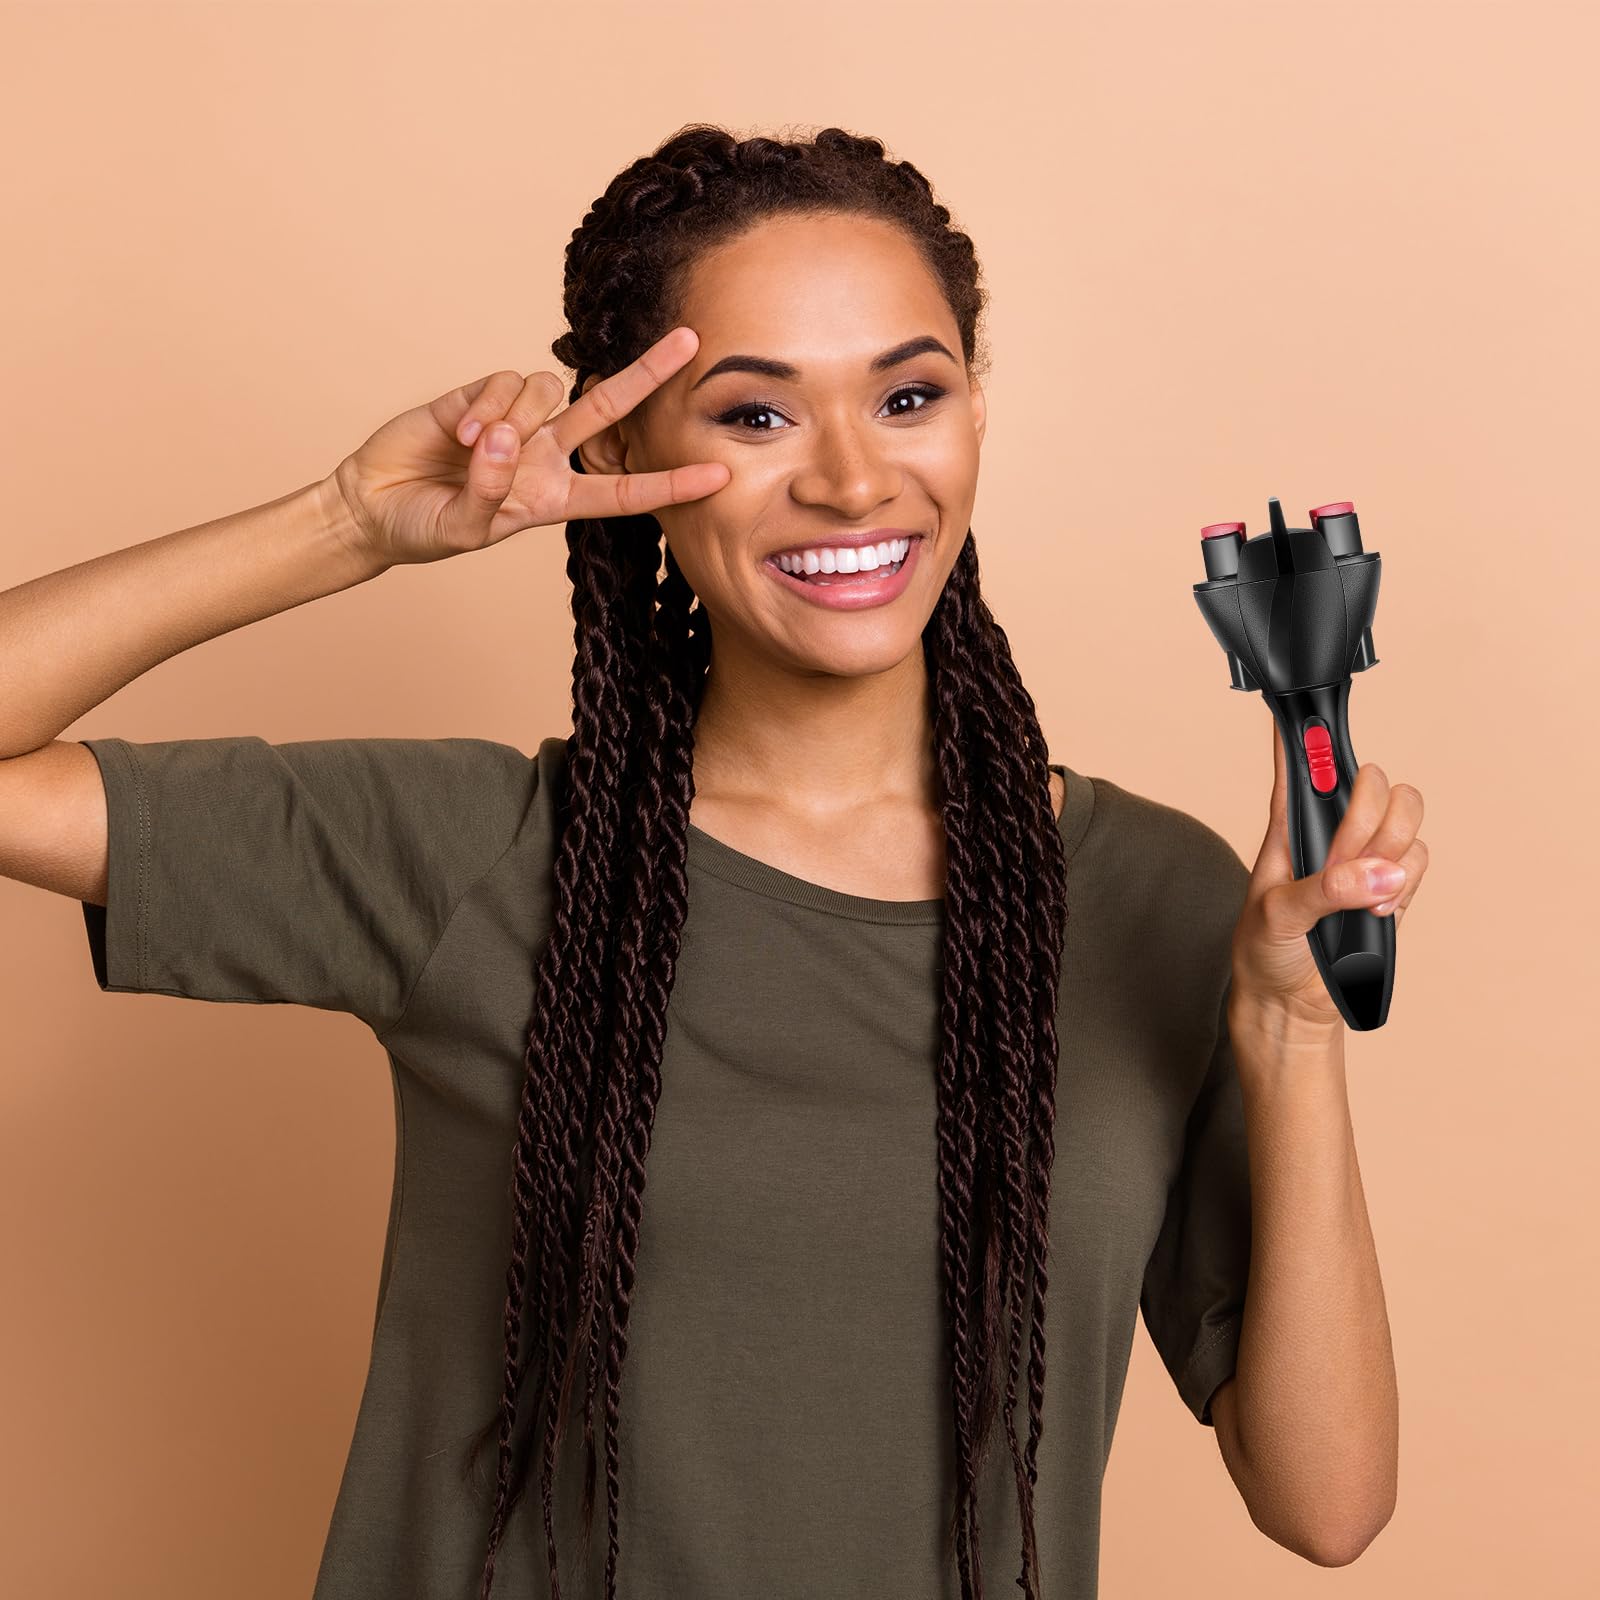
left=685, top=762, right=1093, bottom=927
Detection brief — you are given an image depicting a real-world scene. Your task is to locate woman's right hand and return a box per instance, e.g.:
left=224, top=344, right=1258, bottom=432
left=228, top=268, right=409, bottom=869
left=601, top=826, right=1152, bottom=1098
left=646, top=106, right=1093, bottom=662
left=324, top=326, right=730, bottom=569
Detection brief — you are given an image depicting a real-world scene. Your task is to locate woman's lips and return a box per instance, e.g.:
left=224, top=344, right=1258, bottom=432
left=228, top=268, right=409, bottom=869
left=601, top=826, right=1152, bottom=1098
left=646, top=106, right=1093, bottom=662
left=761, top=535, right=924, bottom=612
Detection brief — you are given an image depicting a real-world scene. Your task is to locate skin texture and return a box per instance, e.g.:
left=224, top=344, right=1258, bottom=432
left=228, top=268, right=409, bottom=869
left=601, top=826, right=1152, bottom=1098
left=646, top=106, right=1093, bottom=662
left=575, top=211, right=996, bottom=902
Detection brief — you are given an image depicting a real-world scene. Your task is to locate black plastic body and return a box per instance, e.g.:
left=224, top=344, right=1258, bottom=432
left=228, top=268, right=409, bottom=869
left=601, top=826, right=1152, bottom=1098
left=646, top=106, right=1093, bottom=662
left=1193, top=500, right=1395, bottom=1031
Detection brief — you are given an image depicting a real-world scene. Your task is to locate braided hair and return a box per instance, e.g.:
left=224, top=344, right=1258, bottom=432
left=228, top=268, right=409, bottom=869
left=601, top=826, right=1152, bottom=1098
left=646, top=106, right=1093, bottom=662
left=462, top=123, right=1070, bottom=1600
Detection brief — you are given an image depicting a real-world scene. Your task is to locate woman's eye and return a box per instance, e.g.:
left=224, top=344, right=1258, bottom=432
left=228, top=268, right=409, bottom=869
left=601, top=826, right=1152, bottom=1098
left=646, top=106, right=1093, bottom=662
left=717, top=401, right=792, bottom=433
left=881, top=383, right=945, bottom=418
left=713, top=383, right=947, bottom=433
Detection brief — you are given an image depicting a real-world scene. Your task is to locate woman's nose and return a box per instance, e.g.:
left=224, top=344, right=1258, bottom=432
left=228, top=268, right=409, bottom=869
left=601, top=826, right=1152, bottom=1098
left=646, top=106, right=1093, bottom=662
left=787, top=415, right=903, bottom=513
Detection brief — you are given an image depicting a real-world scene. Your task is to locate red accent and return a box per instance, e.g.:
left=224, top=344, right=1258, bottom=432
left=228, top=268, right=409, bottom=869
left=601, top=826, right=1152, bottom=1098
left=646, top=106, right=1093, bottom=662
left=1302, top=724, right=1338, bottom=795
left=1200, top=521, right=1247, bottom=539
left=1309, top=501, right=1355, bottom=523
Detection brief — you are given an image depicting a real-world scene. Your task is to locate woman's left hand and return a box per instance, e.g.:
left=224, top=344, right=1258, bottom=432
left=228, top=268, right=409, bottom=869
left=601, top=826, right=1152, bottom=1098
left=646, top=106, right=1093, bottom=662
left=1229, top=721, right=1429, bottom=1036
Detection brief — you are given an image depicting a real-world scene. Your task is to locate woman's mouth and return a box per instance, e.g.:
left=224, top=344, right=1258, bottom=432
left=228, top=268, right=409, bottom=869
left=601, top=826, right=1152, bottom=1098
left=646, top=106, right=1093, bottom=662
left=761, top=535, right=925, bottom=612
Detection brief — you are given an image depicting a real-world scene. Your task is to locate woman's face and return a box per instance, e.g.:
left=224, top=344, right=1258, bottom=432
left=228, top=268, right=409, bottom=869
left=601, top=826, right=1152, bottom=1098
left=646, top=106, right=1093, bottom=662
left=576, top=211, right=987, bottom=680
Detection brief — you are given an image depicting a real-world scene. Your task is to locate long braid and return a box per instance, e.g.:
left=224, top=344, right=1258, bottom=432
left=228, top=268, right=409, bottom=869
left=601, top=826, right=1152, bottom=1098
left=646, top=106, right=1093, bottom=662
left=931, top=532, right=1067, bottom=1595
left=468, top=511, right=640, bottom=1595
left=464, top=124, right=1068, bottom=1600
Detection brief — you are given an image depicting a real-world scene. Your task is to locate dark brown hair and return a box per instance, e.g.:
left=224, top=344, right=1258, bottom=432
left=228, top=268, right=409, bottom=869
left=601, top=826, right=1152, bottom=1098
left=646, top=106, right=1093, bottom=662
left=463, top=123, right=1068, bottom=1600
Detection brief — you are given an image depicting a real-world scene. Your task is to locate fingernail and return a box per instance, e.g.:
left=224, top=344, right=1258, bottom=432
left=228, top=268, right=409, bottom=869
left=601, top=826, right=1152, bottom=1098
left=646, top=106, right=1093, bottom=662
left=485, top=425, right=515, bottom=459
left=460, top=418, right=482, bottom=445
left=1365, top=862, right=1406, bottom=895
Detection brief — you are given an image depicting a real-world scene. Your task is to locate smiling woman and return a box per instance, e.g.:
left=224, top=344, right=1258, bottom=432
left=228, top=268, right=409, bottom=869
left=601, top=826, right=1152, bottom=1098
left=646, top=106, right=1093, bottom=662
left=423, top=124, right=1250, bottom=1600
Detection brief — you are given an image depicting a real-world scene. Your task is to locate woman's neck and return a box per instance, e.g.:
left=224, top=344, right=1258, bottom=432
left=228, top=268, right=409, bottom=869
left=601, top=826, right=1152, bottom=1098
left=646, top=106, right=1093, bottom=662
left=690, top=646, right=938, bottom=822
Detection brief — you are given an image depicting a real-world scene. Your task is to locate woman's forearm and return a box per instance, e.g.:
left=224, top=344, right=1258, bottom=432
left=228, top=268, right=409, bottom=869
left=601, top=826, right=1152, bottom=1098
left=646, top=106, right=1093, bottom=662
left=0, top=477, right=386, bottom=759
left=1225, top=1014, right=1399, bottom=1565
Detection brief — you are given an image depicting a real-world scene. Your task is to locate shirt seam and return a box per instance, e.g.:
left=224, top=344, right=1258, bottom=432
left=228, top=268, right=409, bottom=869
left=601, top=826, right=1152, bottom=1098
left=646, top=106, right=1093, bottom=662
left=687, top=849, right=944, bottom=926
left=1180, top=1313, right=1240, bottom=1390
left=370, top=1061, right=407, bottom=1348
left=1065, top=769, right=1098, bottom=863
left=685, top=764, right=1098, bottom=926
left=374, top=825, right=526, bottom=1045
left=120, top=738, right=153, bottom=993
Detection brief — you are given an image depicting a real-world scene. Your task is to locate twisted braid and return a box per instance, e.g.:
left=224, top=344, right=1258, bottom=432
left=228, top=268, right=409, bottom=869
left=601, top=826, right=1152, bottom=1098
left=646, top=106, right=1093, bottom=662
left=464, top=124, right=1064, bottom=1600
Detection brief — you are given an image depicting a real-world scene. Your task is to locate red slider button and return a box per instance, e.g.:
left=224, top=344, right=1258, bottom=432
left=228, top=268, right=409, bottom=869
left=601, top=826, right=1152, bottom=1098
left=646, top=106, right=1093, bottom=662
left=1302, top=723, right=1338, bottom=794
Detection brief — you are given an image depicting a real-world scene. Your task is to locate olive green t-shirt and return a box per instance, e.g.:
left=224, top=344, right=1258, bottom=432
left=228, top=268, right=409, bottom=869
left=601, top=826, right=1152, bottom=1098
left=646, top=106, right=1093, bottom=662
left=78, top=732, right=1252, bottom=1600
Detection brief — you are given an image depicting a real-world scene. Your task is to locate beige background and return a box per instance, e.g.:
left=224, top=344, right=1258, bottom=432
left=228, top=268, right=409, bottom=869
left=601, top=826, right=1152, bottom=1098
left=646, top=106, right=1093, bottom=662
left=2, top=1, right=1593, bottom=1594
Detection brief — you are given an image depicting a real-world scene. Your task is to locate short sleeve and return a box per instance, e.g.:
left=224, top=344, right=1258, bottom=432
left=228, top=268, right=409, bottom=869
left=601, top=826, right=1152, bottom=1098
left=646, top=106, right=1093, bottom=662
left=78, top=735, right=538, bottom=1034
left=1139, top=977, right=1254, bottom=1427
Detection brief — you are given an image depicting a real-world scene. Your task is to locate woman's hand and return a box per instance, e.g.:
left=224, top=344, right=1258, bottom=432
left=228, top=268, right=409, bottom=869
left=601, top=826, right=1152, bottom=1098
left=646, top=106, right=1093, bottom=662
left=324, top=326, right=730, bottom=568
left=1228, top=720, right=1429, bottom=1038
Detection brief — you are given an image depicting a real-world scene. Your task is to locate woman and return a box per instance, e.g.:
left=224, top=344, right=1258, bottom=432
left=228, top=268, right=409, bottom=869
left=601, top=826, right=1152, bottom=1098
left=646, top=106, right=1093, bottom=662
left=3, top=124, right=1417, bottom=1599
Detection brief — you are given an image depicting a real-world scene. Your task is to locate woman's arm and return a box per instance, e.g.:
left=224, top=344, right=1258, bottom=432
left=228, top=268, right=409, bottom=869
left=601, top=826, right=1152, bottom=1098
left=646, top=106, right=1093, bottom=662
left=0, top=477, right=384, bottom=762
left=0, top=478, right=385, bottom=904
left=1214, top=1017, right=1399, bottom=1567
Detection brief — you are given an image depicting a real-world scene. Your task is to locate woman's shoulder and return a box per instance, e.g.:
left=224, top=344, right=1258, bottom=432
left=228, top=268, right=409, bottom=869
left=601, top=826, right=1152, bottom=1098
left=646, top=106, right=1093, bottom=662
left=1075, top=769, right=1248, bottom=896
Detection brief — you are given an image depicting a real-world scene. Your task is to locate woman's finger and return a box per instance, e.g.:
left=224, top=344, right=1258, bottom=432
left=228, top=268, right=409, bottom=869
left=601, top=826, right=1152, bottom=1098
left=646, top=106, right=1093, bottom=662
left=497, top=371, right=568, bottom=439
left=1323, top=762, right=1391, bottom=871
left=441, top=423, right=522, bottom=546
left=446, top=370, right=527, bottom=448
left=545, top=326, right=701, bottom=457
left=564, top=459, right=730, bottom=522
left=1365, top=781, right=1425, bottom=862
left=1371, top=835, right=1428, bottom=917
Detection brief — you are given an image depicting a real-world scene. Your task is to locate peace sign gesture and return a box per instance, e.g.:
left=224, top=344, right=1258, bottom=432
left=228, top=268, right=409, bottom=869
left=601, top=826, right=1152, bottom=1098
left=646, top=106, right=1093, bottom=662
left=326, top=326, right=729, bottom=568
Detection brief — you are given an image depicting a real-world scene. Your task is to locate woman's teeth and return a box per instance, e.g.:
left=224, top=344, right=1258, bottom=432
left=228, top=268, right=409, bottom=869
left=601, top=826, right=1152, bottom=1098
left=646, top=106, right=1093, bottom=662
left=774, top=536, right=912, bottom=583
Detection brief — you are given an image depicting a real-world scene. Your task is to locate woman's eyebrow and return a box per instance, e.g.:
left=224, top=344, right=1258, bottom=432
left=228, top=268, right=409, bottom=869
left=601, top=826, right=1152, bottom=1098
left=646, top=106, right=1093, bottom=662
left=688, top=334, right=958, bottom=391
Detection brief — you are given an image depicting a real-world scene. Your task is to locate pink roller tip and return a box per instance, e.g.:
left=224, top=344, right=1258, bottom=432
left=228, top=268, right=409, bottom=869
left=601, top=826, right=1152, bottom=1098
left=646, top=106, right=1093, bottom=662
left=1309, top=501, right=1354, bottom=521
left=1200, top=521, right=1246, bottom=539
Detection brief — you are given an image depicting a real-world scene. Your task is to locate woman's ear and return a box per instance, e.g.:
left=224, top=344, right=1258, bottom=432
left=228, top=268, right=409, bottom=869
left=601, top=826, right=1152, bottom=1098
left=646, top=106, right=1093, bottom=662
left=573, top=372, right=632, bottom=477
left=970, top=379, right=988, bottom=449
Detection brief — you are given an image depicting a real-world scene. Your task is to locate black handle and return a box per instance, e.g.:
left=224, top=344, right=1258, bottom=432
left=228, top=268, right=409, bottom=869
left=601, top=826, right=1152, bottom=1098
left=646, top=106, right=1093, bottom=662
left=1266, top=682, right=1396, bottom=1031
